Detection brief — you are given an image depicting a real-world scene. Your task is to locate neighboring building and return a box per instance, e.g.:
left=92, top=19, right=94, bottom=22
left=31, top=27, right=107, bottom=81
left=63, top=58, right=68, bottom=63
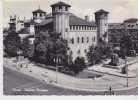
left=8, top=15, right=16, bottom=31
left=8, top=1, right=109, bottom=61
left=3, top=28, right=9, bottom=40
left=108, top=18, right=138, bottom=51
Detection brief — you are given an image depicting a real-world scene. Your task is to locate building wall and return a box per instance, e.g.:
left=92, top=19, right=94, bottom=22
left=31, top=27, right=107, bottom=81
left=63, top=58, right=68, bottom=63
left=68, top=30, right=97, bottom=61
left=53, top=13, right=69, bottom=39
left=16, top=21, right=24, bottom=32
left=33, top=12, right=45, bottom=23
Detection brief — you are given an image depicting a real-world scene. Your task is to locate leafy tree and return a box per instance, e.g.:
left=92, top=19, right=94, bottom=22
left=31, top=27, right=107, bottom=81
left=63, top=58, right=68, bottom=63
left=86, top=44, right=111, bottom=65
left=108, top=30, right=121, bottom=44
left=22, top=36, right=34, bottom=58
left=34, top=31, right=54, bottom=64
left=3, top=31, right=21, bottom=56
left=120, top=29, right=133, bottom=56
left=34, top=31, right=69, bottom=65
left=74, top=57, right=86, bottom=73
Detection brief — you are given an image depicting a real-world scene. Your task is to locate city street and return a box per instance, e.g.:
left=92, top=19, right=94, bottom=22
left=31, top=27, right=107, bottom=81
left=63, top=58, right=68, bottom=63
left=3, top=65, right=138, bottom=95
left=3, top=67, right=104, bottom=95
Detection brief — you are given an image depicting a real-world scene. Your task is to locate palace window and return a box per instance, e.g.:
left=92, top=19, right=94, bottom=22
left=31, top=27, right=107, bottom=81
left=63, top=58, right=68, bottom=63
left=84, top=49, right=87, bottom=53
left=65, top=28, right=67, bottom=32
left=94, top=37, right=95, bottom=42
left=77, top=49, right=80, bottom=54
left=87, top=26, right=89, bottom=30
left=90, top=27, right=91, bottom=30
left=76, top=26, right=78, bottom=30
left=77, top=37, right=79, bottom=43
left=73, top=26, right=75, bottom=30
left=59, top=6, right=62, bottom=11
left=72, top=37, right=74, bottom=44
left=65, top=7, right=68, bottom=11
left=82, top=37, right=84, bottom=43
left=79, top=26, right=81, bottom=30
left=70, top=26, right=72, bottom=30
left=87, top=37, right=89, bottom=43
left=105, top=14, right=107, bottom=17
left=40, top=13, right=42, bottom=17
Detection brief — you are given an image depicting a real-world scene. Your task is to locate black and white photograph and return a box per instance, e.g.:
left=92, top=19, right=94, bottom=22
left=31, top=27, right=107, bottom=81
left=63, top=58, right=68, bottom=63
left=2, top=0, right=138, bottom=96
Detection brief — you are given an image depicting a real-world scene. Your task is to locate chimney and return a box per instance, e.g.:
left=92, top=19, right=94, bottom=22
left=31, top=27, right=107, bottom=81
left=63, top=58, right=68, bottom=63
left=85, top=15, right=89, bottom=22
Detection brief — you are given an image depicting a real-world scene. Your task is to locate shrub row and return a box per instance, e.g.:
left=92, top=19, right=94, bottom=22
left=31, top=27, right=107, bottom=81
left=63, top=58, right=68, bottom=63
left=36, top=63, right=76, bottom=76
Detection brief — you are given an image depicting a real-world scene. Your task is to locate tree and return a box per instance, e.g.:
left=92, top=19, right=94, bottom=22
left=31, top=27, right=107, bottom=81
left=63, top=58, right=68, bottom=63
left=22, top=36, right=34, bottom=58
left=74, top=57, right=86, bottom=73
left=3, top=31, right=21, bottom=56
left=86, top=44, right=111, bottom=65
left=120, top=29, right=133, bottom=57
left=34, top=31, right=54, bottom=64
left=34, top=31, right=69, bottom=65
left=108, top=29, right=121, bottom=45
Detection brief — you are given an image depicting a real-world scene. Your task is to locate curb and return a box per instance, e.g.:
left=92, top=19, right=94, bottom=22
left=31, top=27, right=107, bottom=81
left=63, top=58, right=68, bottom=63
left=88, top=69, right=137, bottom=78
left=52, top=80, right=137, bottom=92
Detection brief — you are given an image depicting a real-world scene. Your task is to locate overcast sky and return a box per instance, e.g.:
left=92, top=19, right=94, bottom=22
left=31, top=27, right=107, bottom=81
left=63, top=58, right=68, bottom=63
left=3, top=0, right=138, bottom=28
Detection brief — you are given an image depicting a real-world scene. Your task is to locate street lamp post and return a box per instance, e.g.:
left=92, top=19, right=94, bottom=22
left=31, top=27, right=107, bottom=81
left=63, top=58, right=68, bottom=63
left=56, top=59, right=58, bottom=83
left=55, top=55, right=58, bottom=83
left=125, top=58, right=128, bottom=87
left=125, top=54, right=129, bottom=87
left=17, top=49, right=22, bottom=69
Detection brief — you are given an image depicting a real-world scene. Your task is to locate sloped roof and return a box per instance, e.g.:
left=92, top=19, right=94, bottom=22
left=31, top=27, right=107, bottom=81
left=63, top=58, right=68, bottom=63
left=36, top=14, right=97, bottom=26
left=94, top=9, right=109, bottom=14
left=17, top=28, right=30, bottom=34
left=51, top=1, right=71, bottom=7
left=32, top=9, right=46, bottom=13
left=124, top=18, right=138, bottom=22
left=25, top=20, right=38, bottom=25
left=36, top=18, right=53, bottom=26
left=69, top=16, right=97, bottom=26
left=108, top=23, right=124, bottom=29
left=46, top=13, right=53, bottom=18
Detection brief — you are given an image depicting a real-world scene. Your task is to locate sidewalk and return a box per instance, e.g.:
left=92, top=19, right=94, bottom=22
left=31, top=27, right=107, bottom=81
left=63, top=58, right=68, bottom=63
left=87, top=59, right=138, bottom=78
left=3, top=57, right=138, bottom=92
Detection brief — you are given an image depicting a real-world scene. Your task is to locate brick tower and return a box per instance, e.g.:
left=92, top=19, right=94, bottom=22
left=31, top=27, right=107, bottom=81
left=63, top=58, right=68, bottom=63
left=94, top=9, right=109, bottom=44
left=51, top=1, right=71, bottom=40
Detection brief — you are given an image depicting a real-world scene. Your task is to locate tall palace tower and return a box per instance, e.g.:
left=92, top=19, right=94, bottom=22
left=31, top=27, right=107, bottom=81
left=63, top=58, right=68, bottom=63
left=94, top=9, right=109, bottom=44
left=51, top=1, right=71, bottom=40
